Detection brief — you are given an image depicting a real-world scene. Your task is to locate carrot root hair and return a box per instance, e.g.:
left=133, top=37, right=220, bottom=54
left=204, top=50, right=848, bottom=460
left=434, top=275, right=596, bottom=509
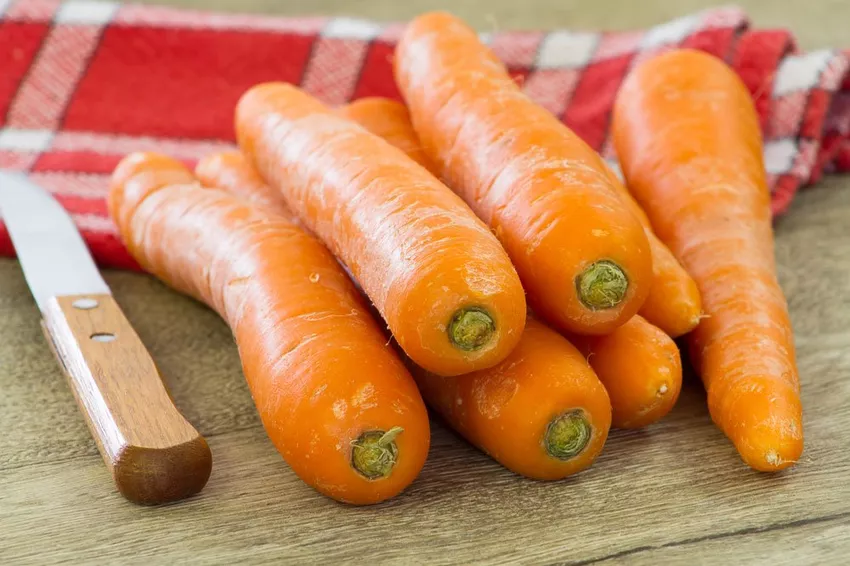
left=448, top=307, right=496, bottom=351
left=576, top=260, right=629, bottom=311
left=544, top=410, right=592, bottom=461
left=351, top=427, right=404, bottom=480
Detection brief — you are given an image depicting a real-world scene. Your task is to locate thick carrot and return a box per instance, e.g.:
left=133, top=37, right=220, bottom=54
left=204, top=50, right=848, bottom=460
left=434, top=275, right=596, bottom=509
left=337, top=98, right=437, bottom=173
left=612, top=48, right=802, bottom=471
left=342, top=94, right=701, bottom=338
left=195, top=150, right=294, bottom=220
left=394, top=12, right=652, bottom=336
left=569, top=316, right=682, bottom=429
left=236, top=83, right=527, bottom=377
left=109, top=152, right=430, bottom=504
left=414, top=318, right=611, bottom=480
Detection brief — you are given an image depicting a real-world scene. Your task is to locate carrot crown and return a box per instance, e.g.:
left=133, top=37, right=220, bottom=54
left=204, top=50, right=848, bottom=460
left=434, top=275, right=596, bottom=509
left=351, top=427, right=403, bottom=480
left=544, top=410, right=592, bottom=461
left=576, top=260, right=629, bottom=311
left=448, top=307, right=496, bottom=351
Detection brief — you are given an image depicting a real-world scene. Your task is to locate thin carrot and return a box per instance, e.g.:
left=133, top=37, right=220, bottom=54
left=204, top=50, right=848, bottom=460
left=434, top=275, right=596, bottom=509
left=394, top=12, right=652, bottom=336
left=109, top=152, right=430, bottom=504
left=236, top=83, right=527, bottom=377
left=413, top=317, right=611, bottom=480
left=569, top=316, right=682, bottom=429
left=612, top=48, right=802, bottom=471
left=337, top=98, right=437, bottom=173
left=195, top=150, right=294, bottom=220
left=602, top=165, right=702, bottom=337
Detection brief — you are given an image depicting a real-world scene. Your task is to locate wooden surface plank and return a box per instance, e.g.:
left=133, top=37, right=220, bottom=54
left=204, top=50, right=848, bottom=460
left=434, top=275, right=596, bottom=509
left=2, top=0, right=850, bottom=563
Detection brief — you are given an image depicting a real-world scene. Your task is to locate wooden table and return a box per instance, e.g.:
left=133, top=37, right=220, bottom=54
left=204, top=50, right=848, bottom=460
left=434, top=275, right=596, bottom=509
left=2, top=1, right=849, bottom=564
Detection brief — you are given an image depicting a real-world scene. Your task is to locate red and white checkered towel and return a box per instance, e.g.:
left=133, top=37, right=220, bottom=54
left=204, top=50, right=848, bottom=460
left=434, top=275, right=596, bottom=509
left=1, top=1, right=848, bottom=270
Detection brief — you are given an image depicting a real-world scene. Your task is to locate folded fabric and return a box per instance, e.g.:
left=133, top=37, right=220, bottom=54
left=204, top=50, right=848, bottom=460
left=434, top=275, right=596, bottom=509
left=0, top=1, right=848, bottom=270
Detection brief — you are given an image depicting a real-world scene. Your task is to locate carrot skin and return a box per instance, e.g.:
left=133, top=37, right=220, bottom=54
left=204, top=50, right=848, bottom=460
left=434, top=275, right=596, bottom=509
left=236, top=83, right=527, bottom=376
left=195, top=150, right=295, bottom=220
left=413, top=318, right=612, bottom=480
left=638, top=233, right=703, bottom=338
left=394, top=12, right=653, bottom=336
left=612, top=49, right=803, bottom=471
left=570, top=316, right=682, bottom=429
left=110, top=152, right=430, bottom=504
left=336, top=97, right=438, bottom=173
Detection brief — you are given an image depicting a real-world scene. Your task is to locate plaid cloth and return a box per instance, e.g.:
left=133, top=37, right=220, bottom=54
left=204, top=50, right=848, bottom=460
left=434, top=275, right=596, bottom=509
left=0, top=1, right=848, bottom=271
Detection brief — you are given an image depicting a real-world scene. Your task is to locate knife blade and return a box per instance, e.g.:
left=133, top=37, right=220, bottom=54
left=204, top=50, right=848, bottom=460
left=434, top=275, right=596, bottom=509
left=0, top=172, right=211, bottom=505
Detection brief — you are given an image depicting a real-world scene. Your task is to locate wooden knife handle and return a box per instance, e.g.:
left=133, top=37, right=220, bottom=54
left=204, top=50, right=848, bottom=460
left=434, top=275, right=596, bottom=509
left=41, top=293, right=212, bottom=505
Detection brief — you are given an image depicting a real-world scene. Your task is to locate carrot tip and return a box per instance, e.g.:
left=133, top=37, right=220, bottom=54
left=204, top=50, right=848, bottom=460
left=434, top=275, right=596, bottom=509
left=576, top=260, right=629, bottom=311
left=544, top=410, right=592, bottom=461
left=351, top=426, right=403, bottom=480
left=448, top=307, right=495, bottom=351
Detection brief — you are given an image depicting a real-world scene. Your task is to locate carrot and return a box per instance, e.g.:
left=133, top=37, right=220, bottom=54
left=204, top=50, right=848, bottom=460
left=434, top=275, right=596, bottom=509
left=638, top=228, right=703, bottom=338
left=195, top=150, right=294, bottom=220
left=341, top=94, right=701, bottom=338
left=236, top=83, right=527, bottom=377
left=109, top=152, right=430, bottom=504
left=413, top=317, right=611, bottom=480
left=203, top=108, right=610, bottom=479
left=394, top=12, right=652, bottom=336
left=337, top=98, right=437, bottom=173
left=601, top=165, right=702, bottom=337
left=569, top=316, right=682, bottom=429
left=337, top=97, right=679, bottom=429
left=612, top=48, right=802, bottom=471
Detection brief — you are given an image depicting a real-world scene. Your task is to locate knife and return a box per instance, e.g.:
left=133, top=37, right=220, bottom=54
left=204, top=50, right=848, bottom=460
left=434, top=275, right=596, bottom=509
left=0, top=172, right=211, bottom=505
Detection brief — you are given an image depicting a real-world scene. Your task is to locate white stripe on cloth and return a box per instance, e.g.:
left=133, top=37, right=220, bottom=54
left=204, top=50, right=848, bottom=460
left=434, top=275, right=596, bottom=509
left=29, top=171, right=110, bottom=199
left=301, top=34, right=373, bottom=106
left=114, top=2, right=326, bottom=34
left=74, top=211, right=117, bottom=234
left=55, top=1, right=118, bottom=26
left=50, top=131, right=235, bottom=160
left=5, top=24, right=106, bottom=129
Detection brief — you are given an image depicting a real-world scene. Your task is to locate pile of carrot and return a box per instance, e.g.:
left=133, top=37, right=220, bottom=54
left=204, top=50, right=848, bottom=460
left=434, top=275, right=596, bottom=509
left=109, top=11, right=802, bottom=505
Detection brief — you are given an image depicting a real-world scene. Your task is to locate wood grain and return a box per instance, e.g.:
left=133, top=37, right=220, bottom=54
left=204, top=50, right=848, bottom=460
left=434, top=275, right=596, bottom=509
left=1, top=0, right=849, bottom=562
left=41, top=294, right=211, bottom=504
left=592, top=516, right=850, bottom=566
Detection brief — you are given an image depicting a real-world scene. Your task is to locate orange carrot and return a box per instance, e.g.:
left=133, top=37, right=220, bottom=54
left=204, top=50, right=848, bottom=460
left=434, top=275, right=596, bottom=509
left=337, top=98, right=680, bottom=429
left=199, top=113, right=614, bottom=479
left=236, top=83, right=527, bottom=377
left=413, top=318, right=611, bottom=480
left=601, top=165, right=702, bottom=337
left=394, top=12, right=652, bottom=336
left=337, top=98, right=437, bottom=173
left=195, top=150, right=294, bottom=220
left=195, top=148, right=611, bottom=479
left=109, top=152, right=430, bottom=504
left=612, top=48, right=802, bottom=471
left=341, top=94, right=701, bottom=338
left=570, top=316, right=682, bottom=429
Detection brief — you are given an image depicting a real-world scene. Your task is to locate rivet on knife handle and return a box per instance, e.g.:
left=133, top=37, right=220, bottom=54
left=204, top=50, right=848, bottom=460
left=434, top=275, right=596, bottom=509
left=41, top=293, right=212, bottom=505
